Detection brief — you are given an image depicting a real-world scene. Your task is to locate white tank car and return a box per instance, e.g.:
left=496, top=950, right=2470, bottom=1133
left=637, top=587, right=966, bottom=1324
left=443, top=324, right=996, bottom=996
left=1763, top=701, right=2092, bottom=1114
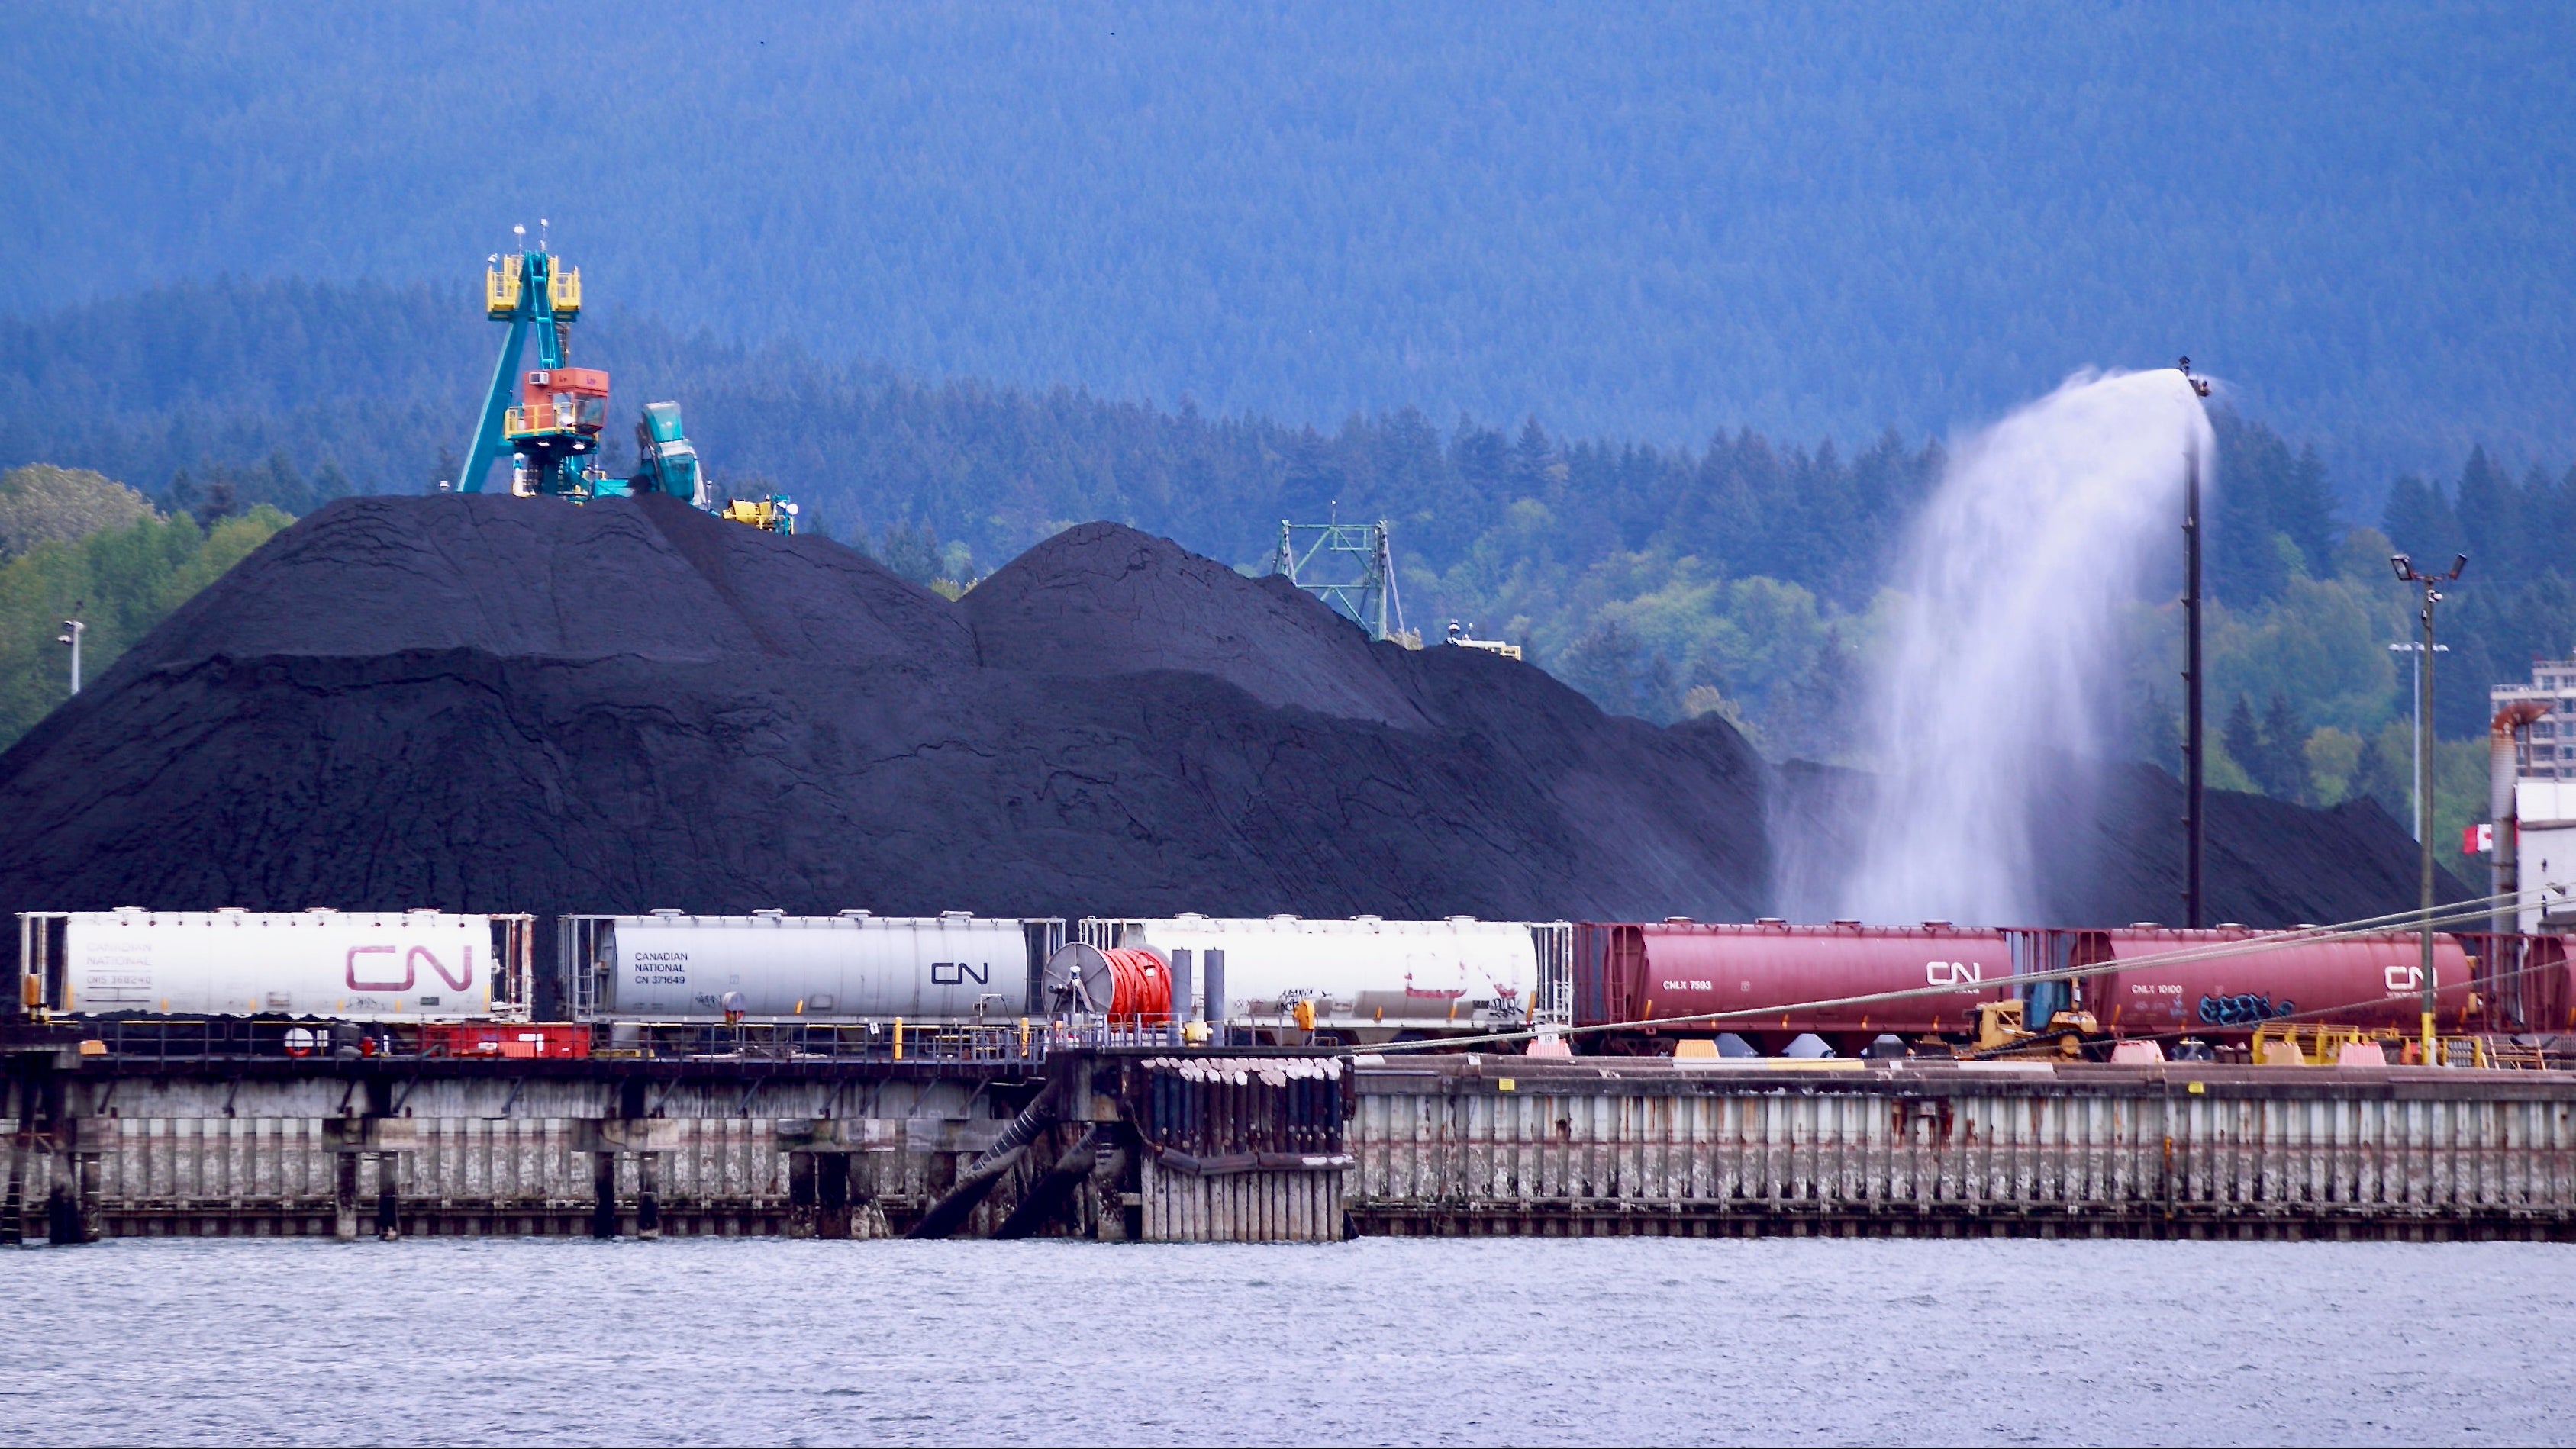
left=569, top=910, right=1063, bottom=1021
left=1076, top=915, right=1572, bottom=1040
left=17, top=908, right=524, bottom=1021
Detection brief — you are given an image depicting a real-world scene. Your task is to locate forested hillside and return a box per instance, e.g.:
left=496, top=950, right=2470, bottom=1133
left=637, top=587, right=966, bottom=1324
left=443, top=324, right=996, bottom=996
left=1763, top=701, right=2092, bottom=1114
left=4, top=2, right=2570, bottom=487
left=5, top=276, right=2569, bottom=858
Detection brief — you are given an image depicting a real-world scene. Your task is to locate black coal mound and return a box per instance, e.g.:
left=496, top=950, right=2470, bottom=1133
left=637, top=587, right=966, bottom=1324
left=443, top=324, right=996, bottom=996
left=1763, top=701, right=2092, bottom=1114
left=0, top=496, right=1768, bottom=929
left=0, top=495, right=2460, bottom=939
left=1768, top=755, right=2470, bottom=927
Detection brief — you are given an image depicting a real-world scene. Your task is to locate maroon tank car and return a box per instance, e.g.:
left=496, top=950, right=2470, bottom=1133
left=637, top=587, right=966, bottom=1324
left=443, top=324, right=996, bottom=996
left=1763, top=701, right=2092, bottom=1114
left=2070, top=928, right=2475, bottom=1037
left=1575, top=920, right=2013, bottom=1054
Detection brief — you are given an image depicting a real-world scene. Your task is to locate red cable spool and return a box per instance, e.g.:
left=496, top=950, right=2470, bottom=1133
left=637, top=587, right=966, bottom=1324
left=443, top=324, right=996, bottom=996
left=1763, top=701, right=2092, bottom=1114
left=1097, top=947, right=1171, bottom=1026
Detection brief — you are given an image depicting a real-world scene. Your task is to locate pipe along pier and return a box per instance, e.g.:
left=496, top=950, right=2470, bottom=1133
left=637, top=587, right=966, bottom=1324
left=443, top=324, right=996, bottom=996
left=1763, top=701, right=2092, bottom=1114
left=8, top=1032, right=2576, bottom=1245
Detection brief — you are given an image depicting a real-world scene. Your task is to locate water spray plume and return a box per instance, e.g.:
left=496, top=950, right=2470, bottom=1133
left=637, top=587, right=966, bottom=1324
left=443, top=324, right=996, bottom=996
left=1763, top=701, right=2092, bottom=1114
left=1839, top=369, right=2214, bottom=926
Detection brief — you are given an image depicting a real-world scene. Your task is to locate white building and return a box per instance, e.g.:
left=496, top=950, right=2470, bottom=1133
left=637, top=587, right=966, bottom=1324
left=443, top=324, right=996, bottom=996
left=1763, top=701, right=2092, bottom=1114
left=2513, top=779, right=2576, bottom=933
left=2491, top=655, right=2576, bottom=779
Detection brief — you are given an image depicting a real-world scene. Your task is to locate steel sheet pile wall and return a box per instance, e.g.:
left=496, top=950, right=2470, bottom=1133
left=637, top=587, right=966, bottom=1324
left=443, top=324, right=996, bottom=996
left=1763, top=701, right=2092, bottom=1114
left=1346, top=1060, right=2576, bottom=1239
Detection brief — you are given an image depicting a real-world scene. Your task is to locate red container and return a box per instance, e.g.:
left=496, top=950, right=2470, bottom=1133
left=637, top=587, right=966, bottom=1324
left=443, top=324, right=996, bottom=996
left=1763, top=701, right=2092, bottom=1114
left=1580, top=921, right=2013, bottom=1042
left=2079, top=929, right=2474, bottom=1035
left=418, top=1022, right=592, bottom=1058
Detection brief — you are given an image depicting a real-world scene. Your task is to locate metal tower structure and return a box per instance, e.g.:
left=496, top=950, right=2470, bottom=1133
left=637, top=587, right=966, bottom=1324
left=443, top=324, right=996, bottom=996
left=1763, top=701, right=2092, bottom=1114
left=452, top=226, right=788, bottom=527
left=459, top=224, right=599, bottom=496
left=1272, top=519, right=1408, bottom=642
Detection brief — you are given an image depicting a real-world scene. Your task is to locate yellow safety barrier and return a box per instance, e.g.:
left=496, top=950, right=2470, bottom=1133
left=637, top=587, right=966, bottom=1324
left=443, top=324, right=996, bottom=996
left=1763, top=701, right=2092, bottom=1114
left=486, top=264, right=522, bottom=317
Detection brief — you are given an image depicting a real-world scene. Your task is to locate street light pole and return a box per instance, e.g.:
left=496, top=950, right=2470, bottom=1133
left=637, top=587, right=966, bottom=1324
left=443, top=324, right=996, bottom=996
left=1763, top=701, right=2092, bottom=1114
left=56, top=616, right=84, bottom=696
left=2387, top=640, right=2450, bottom=841
left=2391, top=551, right=2466, bottom=1063
left=2178, top=359, right=2212, bottom=929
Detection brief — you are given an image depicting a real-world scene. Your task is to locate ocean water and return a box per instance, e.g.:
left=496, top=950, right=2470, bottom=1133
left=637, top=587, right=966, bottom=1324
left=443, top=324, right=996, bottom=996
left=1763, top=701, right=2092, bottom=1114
left=2, top=1236, right=2567, bottom=1447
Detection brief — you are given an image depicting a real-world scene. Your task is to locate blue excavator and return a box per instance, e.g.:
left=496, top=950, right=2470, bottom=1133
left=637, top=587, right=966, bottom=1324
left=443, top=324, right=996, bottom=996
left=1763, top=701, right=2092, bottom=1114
left=456, top=224, right=796, bottom=533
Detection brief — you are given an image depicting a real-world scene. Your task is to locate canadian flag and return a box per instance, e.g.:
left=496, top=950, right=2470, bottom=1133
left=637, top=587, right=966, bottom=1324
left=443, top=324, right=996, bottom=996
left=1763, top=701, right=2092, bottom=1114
left=2463, top=822, right=2495, bottom=855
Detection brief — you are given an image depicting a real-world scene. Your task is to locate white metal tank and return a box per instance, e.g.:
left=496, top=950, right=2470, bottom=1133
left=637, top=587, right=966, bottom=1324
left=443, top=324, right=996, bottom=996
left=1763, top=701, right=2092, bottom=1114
left=1076, top=915, right=1569, bottom=1038
left=19, top=908, right=520, bottom=1021
left=572, top=911, right=1061, bottom=1021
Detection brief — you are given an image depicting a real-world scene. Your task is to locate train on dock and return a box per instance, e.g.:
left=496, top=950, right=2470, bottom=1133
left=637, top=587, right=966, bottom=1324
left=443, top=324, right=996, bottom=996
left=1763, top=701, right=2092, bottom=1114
left=1572, top=919, right=2567, bottom=1057
left=11, top=904, right=2573, bottom=1060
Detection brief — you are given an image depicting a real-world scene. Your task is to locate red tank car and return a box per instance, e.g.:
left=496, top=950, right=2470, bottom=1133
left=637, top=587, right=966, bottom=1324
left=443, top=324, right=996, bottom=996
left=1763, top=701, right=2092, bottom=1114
left=1575, top=920, right=2013, bottom=1054
left=2069, top=928, right=2475, bottom=1037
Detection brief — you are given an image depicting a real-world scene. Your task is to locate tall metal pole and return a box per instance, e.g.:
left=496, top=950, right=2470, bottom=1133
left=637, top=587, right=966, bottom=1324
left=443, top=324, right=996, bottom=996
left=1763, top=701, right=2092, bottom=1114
left=2384, top=642, right=2447, bottom=840
left=2182, top=439, right=2204, bottom=929
left=2416, top=578, right=2437, bottom=1058
left=2393, top=552, right=2465, bottom=1062
left=57, top=618, right=83, bottom=696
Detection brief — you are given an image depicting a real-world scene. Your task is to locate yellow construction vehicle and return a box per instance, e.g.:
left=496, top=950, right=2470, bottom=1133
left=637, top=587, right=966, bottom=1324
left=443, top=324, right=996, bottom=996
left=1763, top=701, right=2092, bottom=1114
left=718, top=497, right=797, bottom=533
left=1969, top=999, right=2099, bottom=1058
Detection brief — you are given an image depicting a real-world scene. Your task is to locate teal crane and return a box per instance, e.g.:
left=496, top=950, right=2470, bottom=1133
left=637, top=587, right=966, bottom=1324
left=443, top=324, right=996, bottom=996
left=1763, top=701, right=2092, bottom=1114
left=459, top=224, right=598, bottom=495
left=453, top=226, right=759, bottom=522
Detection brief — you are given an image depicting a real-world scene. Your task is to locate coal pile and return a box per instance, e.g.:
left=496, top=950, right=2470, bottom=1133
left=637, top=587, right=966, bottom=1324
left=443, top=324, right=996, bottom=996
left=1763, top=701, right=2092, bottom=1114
left=0, top=497, right=1768, bottom=929
left=0, top=495, right=2458, bottom=939
left=1769, top=758, right=2469, bottom=928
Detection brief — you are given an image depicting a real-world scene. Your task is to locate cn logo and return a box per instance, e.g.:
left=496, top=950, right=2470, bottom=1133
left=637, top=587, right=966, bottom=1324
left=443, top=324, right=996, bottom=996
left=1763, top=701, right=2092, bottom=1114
left=1925, top=960, right=1983, bottom=987
left=930, top=961, right=990, bottom=986
left=346, top=945, right=475, bottom=992
left=2385, top=964, right=2426, bottom=994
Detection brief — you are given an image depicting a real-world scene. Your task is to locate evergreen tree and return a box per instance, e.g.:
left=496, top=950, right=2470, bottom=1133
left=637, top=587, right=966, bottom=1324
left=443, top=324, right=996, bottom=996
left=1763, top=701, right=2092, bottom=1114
left=2279, top=443, right=2339, bottom=576
left=2453, top=446, right=2519, bottom=580
left=875, top=521, right=947, bottom=588
left=2381, top=474, right=2463, bottom=565
left=2223, top=694, right=2262, bottom=792
left=2350, top=723, right=2415, bottom=825
left=2258, top=691, right=2309, bottom=802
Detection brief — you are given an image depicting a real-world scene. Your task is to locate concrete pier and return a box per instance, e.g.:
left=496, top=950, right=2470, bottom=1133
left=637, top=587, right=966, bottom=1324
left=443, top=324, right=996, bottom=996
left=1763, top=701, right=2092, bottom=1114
left=10, top=1038, right=2575, bottom=1243
left=1, top=1048, right=1051, bottom=1241
left=1346, top=1057, right=2576, bottom=1240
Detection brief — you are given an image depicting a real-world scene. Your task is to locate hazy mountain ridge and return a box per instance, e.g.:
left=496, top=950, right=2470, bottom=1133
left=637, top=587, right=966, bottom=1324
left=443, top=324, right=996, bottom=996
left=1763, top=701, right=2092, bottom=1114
left=4, top=1, right=2570, bottom=485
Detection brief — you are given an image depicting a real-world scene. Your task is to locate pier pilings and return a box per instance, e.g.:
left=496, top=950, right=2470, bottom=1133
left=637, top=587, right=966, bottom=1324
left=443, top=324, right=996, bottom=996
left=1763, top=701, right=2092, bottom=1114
left=9, top=1038, right=2574, bottom=1244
